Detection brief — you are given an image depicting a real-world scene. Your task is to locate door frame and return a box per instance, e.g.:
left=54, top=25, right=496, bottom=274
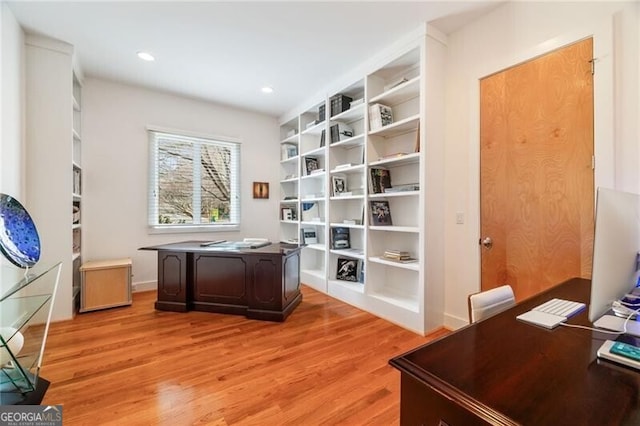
left=471, top=22, right=615, bottom=292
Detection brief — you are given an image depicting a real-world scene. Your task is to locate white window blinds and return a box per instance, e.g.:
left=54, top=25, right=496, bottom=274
left=148, top=129, right=240, bottom=230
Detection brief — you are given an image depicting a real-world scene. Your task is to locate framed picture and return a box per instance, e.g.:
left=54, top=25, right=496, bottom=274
left=332, top=174, right=347, bottom=196
left=331, top=227, right=350, bottom=249
left=301, top=228, right=318, bottom=245
left=305, top=157, right=319, bottom=175
left=253, top=182, right=269, bottom=199
left=370, top=200, right=392, bottom=226
left=336, top=257, right=359, bottom=282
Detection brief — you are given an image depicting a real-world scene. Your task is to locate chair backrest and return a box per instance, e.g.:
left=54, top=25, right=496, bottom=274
left=468, top=285, right=516, bottom=323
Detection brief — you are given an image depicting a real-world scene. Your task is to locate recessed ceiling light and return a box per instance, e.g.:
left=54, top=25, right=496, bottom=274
left=137, top=51, right=155, bottom=62
left=261, top=86, right=274, bottom=94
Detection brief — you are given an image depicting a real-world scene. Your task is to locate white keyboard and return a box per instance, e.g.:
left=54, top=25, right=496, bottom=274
left=517, top=298, right=586, bottom=329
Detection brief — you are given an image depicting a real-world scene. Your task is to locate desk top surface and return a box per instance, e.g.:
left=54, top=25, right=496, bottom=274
left=390, top=278, right=640, bottom=425
left=140, top=241, right=302, bottom=256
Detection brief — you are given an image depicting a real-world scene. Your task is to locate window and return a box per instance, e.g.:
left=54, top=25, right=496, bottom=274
left=148, top=129, right=240, bottom=231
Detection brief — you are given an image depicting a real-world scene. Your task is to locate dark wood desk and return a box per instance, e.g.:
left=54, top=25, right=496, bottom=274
left=141, top=241, right=302, bottom=322
left=390, top=278, right=640, bottom=425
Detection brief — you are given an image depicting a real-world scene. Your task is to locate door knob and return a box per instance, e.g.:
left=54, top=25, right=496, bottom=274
left=481, top=237, right=493, bottom=250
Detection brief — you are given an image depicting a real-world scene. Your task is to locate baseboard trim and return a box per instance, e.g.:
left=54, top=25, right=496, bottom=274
left=133, top=280, right=156, bottom=293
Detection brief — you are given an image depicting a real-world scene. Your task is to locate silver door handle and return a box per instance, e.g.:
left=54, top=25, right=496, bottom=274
left=481, top=237, right=493, bottom=250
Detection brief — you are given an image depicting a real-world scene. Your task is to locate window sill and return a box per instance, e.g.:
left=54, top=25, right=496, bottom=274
left=148, top=224, right=240, bottom=235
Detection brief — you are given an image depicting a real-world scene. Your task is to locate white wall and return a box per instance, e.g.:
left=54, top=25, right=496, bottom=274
left=82, top=78, right=280, bottom=290
left=443, top=1, right=639, bottom=328
left=0, top=3, right=25, bottom=200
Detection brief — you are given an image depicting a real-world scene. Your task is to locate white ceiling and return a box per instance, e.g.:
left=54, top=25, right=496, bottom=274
left=7, top=1, right=501, bottom=118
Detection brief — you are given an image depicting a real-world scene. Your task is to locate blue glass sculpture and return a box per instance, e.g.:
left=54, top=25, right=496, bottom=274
left=0, top=194, right=41, bottom=268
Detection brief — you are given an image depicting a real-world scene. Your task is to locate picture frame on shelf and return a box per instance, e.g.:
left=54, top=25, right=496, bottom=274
left=305, top=157, right=319, bottom=175
left=331, top=227, right=350, bottom=249
left=301, top=202, right=320, bottom=222
left=369, top=168, right=391, bottom=193
left=332, top=174, right=347, bottom=196
left=336, top=257, right=359, bottom=282
left=370, top=200, right=392, bottom=226
left=301, top=228, right=318, bottom=245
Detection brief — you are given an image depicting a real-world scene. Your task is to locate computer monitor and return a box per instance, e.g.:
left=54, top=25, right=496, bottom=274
left=588, top=187, right=640, bottom=322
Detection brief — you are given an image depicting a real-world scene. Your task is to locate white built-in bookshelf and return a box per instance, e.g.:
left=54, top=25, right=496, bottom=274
left=278, top=26, right=446, bottom=334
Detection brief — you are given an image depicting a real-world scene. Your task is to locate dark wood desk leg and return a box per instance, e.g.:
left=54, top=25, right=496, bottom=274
left=155, top=251, right=188, bottom=312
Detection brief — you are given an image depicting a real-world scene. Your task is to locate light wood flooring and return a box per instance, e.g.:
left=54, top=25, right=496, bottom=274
left=40, top=286, right=448, bottom=425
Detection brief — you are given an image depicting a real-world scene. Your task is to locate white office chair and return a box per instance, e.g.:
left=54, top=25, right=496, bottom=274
left=468, top=285, right=516, bottom=323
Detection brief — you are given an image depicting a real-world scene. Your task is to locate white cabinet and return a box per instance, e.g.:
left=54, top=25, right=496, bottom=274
left=278, top=27, right=446, bottom=334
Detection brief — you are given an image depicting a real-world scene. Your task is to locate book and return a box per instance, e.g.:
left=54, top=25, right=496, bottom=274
left=301, top=228, right=318, bottom=245
left=384, top=183, right=419, bottom=193
left=332, top=174, right=347, bottom=196
left=305, top=157, right=319, bottom=175
left=369, top=103, right=393, bottom=130
left=370, top=168, right=391, bottom=193
left=301, top=202, right=320, bottom=222
left=331, top=227, right=351, bottom=249
left=336, top=257, right=359, bottom=282
left=281, top=207, right=294, bottom=220
left=370, top=200, right=392, bottom=226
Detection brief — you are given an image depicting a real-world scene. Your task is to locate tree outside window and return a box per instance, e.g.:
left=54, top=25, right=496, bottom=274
left=149, top=130, right=240, bottom=229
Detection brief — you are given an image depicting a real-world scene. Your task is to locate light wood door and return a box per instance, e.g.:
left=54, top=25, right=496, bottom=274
left=480, top=38, right=594, bottom=300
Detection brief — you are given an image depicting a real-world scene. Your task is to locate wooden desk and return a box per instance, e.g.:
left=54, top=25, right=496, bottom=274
left=390, top=278, right=640, bottom=425
left=141, top=241, right=302, bottom=322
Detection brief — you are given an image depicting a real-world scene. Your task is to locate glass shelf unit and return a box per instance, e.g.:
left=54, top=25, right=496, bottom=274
left=1, top=262, right=61, bottom=402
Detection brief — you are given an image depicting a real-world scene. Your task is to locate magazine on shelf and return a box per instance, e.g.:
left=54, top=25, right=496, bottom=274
left=336, top=257, right=359, bottom=282
left=370, top=168, right=392, bottom=193
left=370, top=200, right=392, bottom=226
left=301, top=228, right=318, bottom=245
left=301, top=202, right=321, bottom=222
left=332, top=173, right=348, bottom=196
left=331, top=227, right=351, bottom=249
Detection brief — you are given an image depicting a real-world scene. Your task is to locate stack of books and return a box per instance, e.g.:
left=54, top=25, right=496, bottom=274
left=383, top=250, right=417, bottom=263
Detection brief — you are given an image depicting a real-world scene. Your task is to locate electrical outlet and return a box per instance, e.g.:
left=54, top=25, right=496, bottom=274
left=456, top=212, right=464, bottom=224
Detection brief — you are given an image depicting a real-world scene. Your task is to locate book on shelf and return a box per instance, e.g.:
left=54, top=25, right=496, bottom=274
left=383, top=249, right=417, bottom=264
left=310, top=168, right=324, bottom=175
left=378, top=152, right=409, bottom=161
left=342, top=219, right=362, bottom=225
left=281, top=207, right=296, bottom=221
left=331, top=227, right=350, bottom=249
left=330, top=122, right=354, bottom=144
left=335, top=163, right=352, bottom=170
left=305, top=157, right=320, bottom=175
left=369, top=103, right=393, bottom=130
left=370, top=200, right=393, bottom=226
left=301, top=228, right=318, bottom=245
left=336, top=257, right=360, bottom=282
left=332, top=173, right=347, bottom=196
left=384, top=183, right=419, bottom=193
left=301, top=202, right=321, bottom=222
left=370, top=167, right=392, bottom=193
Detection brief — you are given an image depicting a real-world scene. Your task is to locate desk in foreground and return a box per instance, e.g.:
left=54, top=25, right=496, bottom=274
left=140, top=241, right=302, bottom=321
left=390, top=278, right=640, bottom=425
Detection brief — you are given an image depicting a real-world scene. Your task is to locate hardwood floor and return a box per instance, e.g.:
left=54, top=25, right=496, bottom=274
left=40, top=286, right=448, bottom=425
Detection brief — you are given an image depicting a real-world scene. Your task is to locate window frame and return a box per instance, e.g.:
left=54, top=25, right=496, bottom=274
left=147, top=127, right=241, bottom=234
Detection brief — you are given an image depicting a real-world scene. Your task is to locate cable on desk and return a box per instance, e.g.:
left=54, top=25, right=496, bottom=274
left=560, top=306, right=640, bottom=335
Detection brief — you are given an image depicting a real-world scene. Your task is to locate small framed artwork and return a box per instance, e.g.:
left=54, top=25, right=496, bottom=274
left=370, top=200, right=392, bottom=226
left=253, top=182, right=269, bottom=199
left=332, top=174, right=347, bottom=196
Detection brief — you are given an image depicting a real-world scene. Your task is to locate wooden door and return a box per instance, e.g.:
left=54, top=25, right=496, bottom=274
left=480, top=38, right=594, bottom=301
